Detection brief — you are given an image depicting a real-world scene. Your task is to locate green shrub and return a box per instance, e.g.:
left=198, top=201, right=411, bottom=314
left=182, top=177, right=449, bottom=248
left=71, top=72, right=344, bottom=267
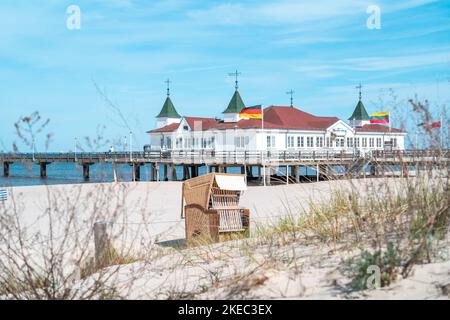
left=346, top=242, right=402, bottom=291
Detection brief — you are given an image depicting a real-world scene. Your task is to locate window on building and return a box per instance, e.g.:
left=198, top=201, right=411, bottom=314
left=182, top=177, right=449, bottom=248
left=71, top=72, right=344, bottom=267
left=335, top=139, right=340, bottom=148
left=267, top=136, right=276, bottom=148
left=315, top=137, right=324, bottom=148
left=306, top=137, right=314, bottom=148
left=287, top=136, right=295, bottom=148
left=165, top=137, right=172, bottom=149
left=369, top=138, right=374, bottom=148
left=354, top=137, right=359, bottom=148
left=298, top=136, right=304, bottom=148
left=347, top=137, right=354, bottom=148
left=326, top=137, right=331, bottom=148
left=391, top=138, right=397, bottom=147
left=175, top=137, right=182, bottom=149
left=318, top=137, right=324, bottom=147
left=235, top=136, right=246, bottom=148
left=238, top=136, right=249, bottom=148
left=362, top=137, right=367, bottom=148
left=376, top=138, right=382, bottom=148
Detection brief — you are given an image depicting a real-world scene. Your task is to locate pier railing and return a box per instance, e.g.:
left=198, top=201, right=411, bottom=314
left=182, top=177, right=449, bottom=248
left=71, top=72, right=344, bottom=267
left=0, top=149, right=448, bottom=165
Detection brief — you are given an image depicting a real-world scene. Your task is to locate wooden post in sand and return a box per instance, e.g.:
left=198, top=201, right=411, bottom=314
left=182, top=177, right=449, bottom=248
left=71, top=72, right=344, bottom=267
left=94, top=221, right=111, bottom=267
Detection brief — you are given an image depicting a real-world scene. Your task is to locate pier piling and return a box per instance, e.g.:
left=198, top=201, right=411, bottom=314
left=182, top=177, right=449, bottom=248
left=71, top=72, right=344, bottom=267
left=293, top=165, right=300, bottom=183
left=40, top=162, right=49, bottom=178
left=170, top=163, right=177, bottom=181
left=150, top=163, right=156, bottom=181
left=82, top=163, right=92, bottom=181
left=265, top=166, right=271, bottom=186
left=163, top=164, right=168, bottom=181
left=182, top=166, right=189, bottom=180
left=3, top=162, right=11, bottom=177
left=133, top=163, right=142, bottom=182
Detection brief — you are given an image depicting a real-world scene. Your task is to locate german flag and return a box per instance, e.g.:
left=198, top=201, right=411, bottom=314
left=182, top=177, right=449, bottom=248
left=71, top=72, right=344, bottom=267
left=239, top=105, right=262, bottom=119
left=370, top=111, right=390, bottom=124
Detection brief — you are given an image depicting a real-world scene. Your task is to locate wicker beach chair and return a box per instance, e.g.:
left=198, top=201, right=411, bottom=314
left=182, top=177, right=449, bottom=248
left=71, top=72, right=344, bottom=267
left=182, top=173, right=249, bottom=241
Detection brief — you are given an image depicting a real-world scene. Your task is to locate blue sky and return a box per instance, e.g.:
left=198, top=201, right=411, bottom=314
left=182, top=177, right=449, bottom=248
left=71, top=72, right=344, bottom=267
left=0, top=0, right=449, bottom=151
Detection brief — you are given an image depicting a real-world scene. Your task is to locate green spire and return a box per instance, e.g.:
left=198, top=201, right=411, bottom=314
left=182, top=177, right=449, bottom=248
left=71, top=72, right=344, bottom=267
left=156, top=96, right=181, bottom=118
left=348, top=100, right=370, bottom=120
left=223, top=90, right=246, bottom=114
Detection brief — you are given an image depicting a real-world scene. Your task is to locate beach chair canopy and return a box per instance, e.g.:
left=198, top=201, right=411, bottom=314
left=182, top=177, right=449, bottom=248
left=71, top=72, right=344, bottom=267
left=182, top=173, right=247, bottom=210
left=214, top=175, right=247, bottom=191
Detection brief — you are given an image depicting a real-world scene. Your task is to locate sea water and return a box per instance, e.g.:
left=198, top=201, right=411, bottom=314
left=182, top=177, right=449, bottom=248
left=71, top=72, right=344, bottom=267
left=0, top=162, right=402, bottom=188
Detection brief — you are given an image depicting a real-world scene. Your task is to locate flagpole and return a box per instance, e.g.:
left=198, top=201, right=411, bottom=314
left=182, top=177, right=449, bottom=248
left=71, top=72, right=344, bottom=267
left=262, top=107, right=266, bottom=187
left=440, top=115, right=443, bottom=149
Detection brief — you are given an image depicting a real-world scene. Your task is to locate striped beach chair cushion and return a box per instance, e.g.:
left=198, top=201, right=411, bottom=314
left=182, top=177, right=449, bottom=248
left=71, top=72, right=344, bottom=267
left=0, top=189, right=7, bottom=202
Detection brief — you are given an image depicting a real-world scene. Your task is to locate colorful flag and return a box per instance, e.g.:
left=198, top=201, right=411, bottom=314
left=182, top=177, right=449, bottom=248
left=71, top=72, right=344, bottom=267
left=429, top=121, right=441, bottom=129
left=239, top=105, right=263, bottom=119
left=418, top=121, right=441, bottom=129
left=370, top=111, right=390, bottom=124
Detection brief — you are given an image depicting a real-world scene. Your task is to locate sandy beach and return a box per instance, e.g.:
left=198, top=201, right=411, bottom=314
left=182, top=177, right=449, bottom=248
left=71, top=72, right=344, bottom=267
left=1, top=175, right=448, bottom=300
left=4, top=177, right=408, bottom=243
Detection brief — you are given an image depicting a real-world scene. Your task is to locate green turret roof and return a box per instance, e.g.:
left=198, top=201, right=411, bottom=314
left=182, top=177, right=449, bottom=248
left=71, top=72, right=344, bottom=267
left=348, top=100, right=370, bottom=120
left=156, top=97, right=181, bottom=118
left=223, top=90, right=246, bottom=114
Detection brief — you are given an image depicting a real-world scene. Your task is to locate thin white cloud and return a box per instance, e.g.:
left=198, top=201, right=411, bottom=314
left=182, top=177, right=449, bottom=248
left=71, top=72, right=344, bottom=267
left=339, top=51, right=450, bottom=71
left=187, top=0, right=438, bottom=26
left=187, top=0, right=366, bottom=26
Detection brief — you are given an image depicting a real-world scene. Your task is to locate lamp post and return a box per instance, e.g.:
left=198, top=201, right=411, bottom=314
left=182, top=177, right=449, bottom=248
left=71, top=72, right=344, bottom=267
left=74, top=137, right=78, bottom=161
left=129, top=131, right=133, bottom=162
left=32, top=138, right=36, bottom=162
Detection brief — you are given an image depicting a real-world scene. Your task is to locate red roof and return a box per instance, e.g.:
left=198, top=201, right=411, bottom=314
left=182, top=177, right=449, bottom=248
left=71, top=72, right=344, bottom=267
left=150, top=106, right=340, bottom=133
left=150, top=122, right=180, bottom=133
left=355, top=124, right=404, bottom=133
left=185, top=117, right=219, bottom=130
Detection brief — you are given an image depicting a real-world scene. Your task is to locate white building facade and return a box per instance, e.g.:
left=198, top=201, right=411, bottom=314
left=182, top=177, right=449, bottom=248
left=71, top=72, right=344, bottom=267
left=148, top=89, right=406, bottom=155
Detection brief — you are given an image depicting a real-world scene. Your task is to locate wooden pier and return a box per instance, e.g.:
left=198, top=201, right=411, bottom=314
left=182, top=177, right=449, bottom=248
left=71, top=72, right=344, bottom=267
left=0, top=149, right=448, bottom=184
